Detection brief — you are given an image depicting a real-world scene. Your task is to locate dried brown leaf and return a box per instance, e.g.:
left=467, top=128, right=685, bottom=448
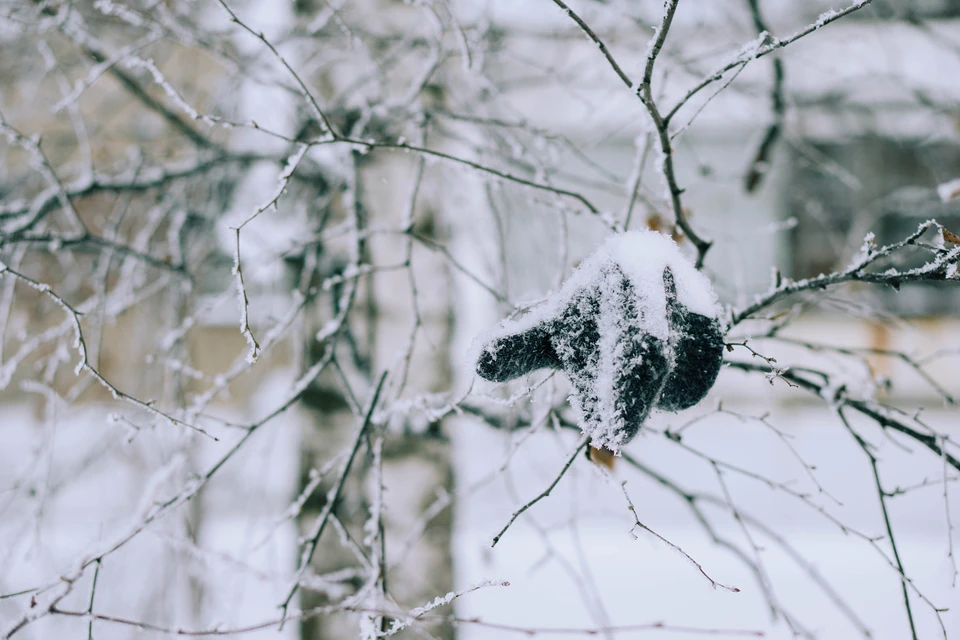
left=587, top=445, right=616, bottom=470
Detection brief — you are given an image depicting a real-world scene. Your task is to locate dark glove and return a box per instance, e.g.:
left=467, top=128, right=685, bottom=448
left=476, top=232, right=724, bottom=451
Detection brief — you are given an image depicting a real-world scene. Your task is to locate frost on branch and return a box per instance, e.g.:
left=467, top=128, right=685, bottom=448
left=475, top=231, right=724, bottom=451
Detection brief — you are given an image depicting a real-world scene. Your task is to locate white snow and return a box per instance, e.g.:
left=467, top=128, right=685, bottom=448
left=814, top=9, right=840, bottom=29
left=606, top=231, right=721, bottom=330
left=481, top=231, right=719, bottom=347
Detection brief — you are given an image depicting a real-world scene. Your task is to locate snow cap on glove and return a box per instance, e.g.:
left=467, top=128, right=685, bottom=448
left=476, top=231, right=724, bottom=452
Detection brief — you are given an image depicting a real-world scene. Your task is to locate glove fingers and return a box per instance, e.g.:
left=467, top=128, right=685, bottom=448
left=548, top=285, right=602, bottom=374
left=555, top=266, right=669, bottom=449
left=573, top=333, right=667, bottom=449
left=475, top=278, right=605, bottom=384
left=476, top=323, right=560, bottom=383
left=657, top=313, right=725, bottom=411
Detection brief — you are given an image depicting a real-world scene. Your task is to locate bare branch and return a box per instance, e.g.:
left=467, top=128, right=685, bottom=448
left=491, top=434, right=589, bottom=547
left=621, top=481, right=740, bottom=593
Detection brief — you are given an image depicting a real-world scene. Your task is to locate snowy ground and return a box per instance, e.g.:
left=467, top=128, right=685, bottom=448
left=452, top=400, right=960, bottom=640
left=2, top=355, right=957, bottom=639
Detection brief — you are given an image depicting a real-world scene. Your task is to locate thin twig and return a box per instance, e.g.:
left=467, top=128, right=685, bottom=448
left=621, top=481, right=740, bottom=593
left=491, top=434, right=589, bottom=547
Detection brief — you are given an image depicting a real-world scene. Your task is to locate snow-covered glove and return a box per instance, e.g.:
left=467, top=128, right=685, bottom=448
left=476, top=231, right=724, bottom=451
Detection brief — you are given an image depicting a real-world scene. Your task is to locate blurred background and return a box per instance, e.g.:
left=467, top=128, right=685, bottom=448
left=1, top=0, right=959, bottom=638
